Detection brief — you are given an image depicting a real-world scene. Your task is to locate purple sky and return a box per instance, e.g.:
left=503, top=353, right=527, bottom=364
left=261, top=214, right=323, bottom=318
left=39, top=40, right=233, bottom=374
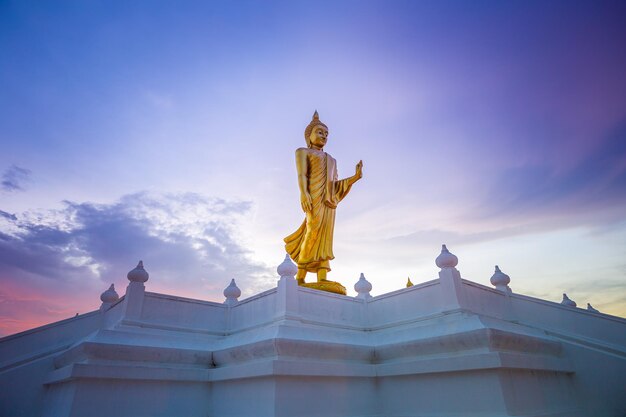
left=1, top=1, right=625, bottom=336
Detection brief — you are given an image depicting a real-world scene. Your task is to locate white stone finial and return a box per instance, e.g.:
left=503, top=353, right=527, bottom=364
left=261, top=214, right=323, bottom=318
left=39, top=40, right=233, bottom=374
left=99, top=283, right=119, bottom=312
left=127, top=260, right=149, bottom=283
left=435, top=244, right=458, bottom=269
left=587, top=303, right=600, bottom=313
left=561, top=293, right=577, bottom=308
left=100, top=284, right=119, bottom=303
left=354, top=273, right=372, bottom=300
left=490, top=265, right=511, bottom=293
left=223, top=278, right=241, bottom=306
left=277, top=254, right=298, bottom=278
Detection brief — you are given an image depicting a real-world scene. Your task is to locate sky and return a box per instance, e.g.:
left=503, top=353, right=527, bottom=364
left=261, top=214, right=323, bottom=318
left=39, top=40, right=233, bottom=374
left=1, top=0, right=625, bottom=337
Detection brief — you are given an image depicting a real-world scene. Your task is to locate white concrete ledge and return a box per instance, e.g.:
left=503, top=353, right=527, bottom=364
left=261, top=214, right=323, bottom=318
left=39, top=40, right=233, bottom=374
left=53, top=341, right=214, bottom=369
left=45, top=362, right=210, bottom=384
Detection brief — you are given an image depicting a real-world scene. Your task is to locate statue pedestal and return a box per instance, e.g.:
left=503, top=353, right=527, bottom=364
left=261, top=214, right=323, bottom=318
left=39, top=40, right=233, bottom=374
left=300, top=280, right=347, bottom=295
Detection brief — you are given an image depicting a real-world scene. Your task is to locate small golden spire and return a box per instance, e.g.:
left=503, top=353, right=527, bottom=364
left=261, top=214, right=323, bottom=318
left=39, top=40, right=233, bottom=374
left=406, top=277, right=413, bottom=287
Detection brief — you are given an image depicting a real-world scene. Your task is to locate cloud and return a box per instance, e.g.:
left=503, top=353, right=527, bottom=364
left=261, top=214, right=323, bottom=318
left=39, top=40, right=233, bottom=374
left=0, top=210, right=17, bottom=221
left=377, top=119, right=625, bottom=247
left=0, top=191, right=273, bottom=336
left=1, top=165, right=31, bottom=192
left=476, top=121, right=626, bottom=222
left=385, top=226, right=538, bottom=249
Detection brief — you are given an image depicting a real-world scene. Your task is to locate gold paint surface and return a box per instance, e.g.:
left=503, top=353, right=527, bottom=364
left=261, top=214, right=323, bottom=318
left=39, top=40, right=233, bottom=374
left=284, top=112, right=363, bottom=294
left=301, top=280, right=347, bottom=296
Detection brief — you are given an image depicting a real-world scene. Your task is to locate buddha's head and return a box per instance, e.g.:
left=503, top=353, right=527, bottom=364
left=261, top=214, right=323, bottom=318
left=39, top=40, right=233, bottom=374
left=304, top=111, right=328, bottom=149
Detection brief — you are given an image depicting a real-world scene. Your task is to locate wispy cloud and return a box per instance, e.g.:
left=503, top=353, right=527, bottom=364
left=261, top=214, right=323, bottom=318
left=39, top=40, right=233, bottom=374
left=1, top=165, right=31, bottom=192
left=476, top=122, right=626, bottom=223
left=0, top=210, right=17, bottom=221
left=0, top=191, right=273, bottom=336
left=384, top=120, right=626, bottom=248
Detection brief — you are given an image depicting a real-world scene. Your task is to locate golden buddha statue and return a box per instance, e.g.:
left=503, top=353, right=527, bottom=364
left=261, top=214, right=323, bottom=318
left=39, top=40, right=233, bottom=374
left=284, top=111, right=363, bottom=295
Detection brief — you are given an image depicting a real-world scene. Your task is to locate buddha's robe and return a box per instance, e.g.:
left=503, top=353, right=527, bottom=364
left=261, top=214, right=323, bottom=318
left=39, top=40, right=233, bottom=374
left=284, top=148, right=354, bottom=272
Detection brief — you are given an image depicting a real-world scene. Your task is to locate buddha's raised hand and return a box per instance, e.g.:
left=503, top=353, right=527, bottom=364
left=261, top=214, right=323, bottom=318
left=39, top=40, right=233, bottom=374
left=355, top=160, right=363, bottom=180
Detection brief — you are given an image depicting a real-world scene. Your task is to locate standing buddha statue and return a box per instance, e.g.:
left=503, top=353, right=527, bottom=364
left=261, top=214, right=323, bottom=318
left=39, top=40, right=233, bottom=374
left=284, top=111, right=363, bottom=295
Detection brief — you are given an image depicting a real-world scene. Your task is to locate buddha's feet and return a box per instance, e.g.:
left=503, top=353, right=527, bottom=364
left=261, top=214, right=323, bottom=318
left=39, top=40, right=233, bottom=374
left=301, top=280, right=347, bottom=296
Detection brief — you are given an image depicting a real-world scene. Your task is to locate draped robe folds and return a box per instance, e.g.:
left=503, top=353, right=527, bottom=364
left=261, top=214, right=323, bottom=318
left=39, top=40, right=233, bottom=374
left=284, top=148, right=354, bottom=272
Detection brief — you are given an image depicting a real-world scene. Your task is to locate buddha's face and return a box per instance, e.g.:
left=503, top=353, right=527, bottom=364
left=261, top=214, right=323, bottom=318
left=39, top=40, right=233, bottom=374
left=309, top=124, right=328, bottom=149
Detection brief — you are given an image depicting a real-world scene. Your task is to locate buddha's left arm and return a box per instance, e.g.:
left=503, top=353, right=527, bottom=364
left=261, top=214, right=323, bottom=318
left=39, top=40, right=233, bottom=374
left=334, top=160, right=363, bottom=202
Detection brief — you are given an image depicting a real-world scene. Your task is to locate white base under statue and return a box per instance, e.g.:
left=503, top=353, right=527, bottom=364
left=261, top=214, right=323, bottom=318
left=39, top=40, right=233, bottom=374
left=1, top=249, right=625, bottom=417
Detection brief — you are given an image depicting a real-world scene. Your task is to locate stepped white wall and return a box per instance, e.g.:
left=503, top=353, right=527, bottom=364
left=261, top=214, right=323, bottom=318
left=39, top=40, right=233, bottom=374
left=1, top=254, right=625, bottom=417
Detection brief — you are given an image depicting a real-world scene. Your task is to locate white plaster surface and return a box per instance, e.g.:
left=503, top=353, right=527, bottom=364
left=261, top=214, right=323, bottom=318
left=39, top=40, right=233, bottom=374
left=1, top=261, right=625, bottom=417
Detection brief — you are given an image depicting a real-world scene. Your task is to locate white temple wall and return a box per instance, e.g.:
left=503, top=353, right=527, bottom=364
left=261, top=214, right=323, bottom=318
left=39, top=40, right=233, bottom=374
left=210, top=377, right=276, bottom=417
left=42, top=381, right=75, bottom=417
left=508, top=293, right=626, bottom=347
left=101, top=297, right=126, bottom=329
left=496, top=369, right=579, bottom=416
left=365, top=280, right=443, bottom=329
left=0, top=311, right=101, bottom=365
left=1, top=250, right=625, bottom=417
left=377, top=371, right=509, bottom=416
left=1, top=353, right=59, bottom=417
left=228, top=288, right=277, bottom=332
left=140, top=292, right=227, bottom=333
left=297, top=288, right=364, bottom=328
left=0, top=311, right=102, bottom=417
left=565, top=343, right=626, bottom=416
left=273, top=376, right=378, bottom=417
left=460, top=280, right=511, bottom=319
left=43, top=380, right=211, bottom=417
left=377, top=369, right=579, bottom=416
